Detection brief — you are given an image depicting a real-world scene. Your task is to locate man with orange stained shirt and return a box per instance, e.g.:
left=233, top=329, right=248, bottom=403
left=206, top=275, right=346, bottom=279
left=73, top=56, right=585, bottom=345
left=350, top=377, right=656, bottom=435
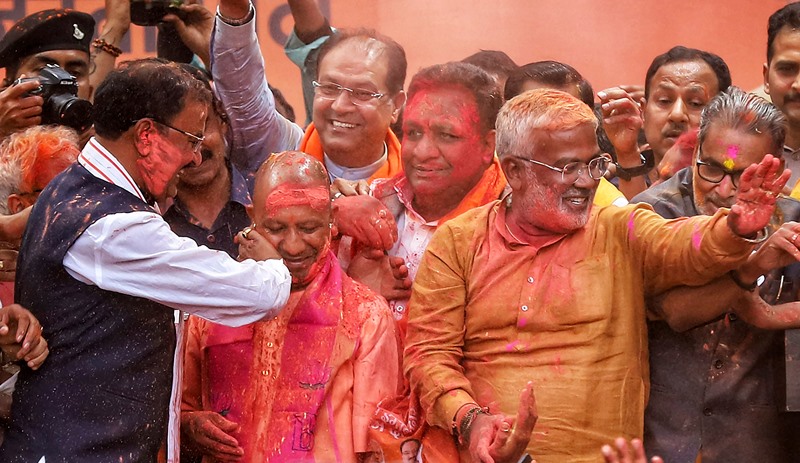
left=180, top=151, right=399, bottom=462
left=403, top=89, right=789, bottom=463
left=336, top=61, right=503, bottom=462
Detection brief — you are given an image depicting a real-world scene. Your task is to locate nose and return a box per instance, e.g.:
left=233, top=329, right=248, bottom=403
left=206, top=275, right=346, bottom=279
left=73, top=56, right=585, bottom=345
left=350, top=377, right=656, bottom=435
left=667, top=97, right=689, bottom=124
left=330, top=88, right=355, bottom=112
left=715, top=173, right=736, bottom=198
left=189, top=149, right=202, bottom=167
left=410, top=132, right=439, bottom=162
left=280, top=229, right=307, bottom=257
left=573, top=165, right=597, bottom=188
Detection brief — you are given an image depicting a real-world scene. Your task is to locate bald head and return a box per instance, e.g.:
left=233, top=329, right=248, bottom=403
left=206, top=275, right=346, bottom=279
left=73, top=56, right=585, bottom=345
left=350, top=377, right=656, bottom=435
left=258, top=151, right=330, bottom=192
left=251, top=151, right=334, bottom=288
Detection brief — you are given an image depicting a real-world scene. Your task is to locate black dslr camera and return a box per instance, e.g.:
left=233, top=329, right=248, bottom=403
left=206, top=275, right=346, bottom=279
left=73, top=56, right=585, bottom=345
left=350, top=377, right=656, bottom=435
left=14, top=64, right=93, bottom=133
left=130, top=0, right=185, bottom=26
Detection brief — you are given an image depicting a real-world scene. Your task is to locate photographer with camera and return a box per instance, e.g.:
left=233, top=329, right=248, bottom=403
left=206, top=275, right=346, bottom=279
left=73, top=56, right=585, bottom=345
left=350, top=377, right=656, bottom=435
left=0, top=10, right=96, bottom=139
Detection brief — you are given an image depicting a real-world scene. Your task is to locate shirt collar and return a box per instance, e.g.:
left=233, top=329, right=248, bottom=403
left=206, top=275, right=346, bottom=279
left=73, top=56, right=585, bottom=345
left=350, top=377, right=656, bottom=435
left=323, top=142, right=388, bottom=182
left=78, top=137, right=148, bottom=204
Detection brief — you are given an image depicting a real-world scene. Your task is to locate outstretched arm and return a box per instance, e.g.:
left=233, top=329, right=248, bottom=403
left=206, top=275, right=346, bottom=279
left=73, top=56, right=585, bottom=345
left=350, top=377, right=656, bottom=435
left=288, top=0, right=332, bottom=44
left=89, top=0, right=131, bottom=101
left=212, top=0, right=303, bottom=175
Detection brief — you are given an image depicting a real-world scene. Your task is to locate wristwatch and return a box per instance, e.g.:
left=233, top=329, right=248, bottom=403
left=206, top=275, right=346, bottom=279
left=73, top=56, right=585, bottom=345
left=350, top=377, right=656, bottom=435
left=615, top=149, right=655, bottom=181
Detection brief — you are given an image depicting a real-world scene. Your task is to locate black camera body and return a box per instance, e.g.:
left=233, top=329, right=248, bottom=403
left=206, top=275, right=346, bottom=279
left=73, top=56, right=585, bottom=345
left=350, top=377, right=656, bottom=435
left=130, top=0, right=185, bottom=26
left=14, top=64, right=92, bottom=133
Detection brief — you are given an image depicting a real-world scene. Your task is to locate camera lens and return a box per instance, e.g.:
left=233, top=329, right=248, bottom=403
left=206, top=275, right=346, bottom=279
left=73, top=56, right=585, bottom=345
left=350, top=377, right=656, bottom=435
left=45, top=94, right=93, bottom=133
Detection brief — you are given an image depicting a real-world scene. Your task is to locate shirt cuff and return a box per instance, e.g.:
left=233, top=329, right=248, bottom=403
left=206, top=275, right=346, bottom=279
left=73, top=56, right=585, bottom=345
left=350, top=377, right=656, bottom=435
left=213, top=5, right=258, bottom=49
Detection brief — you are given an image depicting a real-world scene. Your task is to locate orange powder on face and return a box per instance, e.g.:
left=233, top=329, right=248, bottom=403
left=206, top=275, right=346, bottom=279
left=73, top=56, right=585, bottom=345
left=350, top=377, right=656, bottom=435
left=264, top=184, right=329, bottom=217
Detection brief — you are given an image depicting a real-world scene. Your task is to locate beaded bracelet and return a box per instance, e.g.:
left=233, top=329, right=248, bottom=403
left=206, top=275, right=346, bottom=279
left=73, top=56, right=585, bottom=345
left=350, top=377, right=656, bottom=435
left=92, top=39, right=122, bottom=58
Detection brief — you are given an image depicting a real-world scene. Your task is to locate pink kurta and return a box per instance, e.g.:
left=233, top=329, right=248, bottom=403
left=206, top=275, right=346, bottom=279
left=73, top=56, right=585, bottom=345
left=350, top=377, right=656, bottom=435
left=182, top=253, right=400, bottom=462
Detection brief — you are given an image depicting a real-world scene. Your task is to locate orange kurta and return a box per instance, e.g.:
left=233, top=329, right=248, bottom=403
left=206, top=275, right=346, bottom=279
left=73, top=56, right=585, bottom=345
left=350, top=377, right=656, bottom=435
left=299, top=123, right=403, bottom=183
left=182, top=256, right=400, bottom=462
left=404, top=201, right=754, bottom=463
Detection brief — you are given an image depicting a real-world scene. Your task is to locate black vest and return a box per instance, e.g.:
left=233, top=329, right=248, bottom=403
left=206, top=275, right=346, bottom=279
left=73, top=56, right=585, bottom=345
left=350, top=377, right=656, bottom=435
left=0, top=163, right=176, bottom=463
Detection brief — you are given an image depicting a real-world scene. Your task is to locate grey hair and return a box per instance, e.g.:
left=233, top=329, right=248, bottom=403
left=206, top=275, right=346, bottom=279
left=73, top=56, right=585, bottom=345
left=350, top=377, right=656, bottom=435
left=698, top=86, right=786, bottom=154
left=496, top=88, right=598, bottom=160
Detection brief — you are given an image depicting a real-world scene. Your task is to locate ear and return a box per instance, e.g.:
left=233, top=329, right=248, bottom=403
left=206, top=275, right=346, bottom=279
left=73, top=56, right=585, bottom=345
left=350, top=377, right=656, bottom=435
left=7, top=194, right=28, bottom=214
left=245, top=204, right=255, bottom=222
left=763, top=62, right=771, bottom=95
left=133, top=119, right=156, bottom=156
left=390, top=91, right=407, bottom=123
left=482, top=129, right=497, bottom=165
left=500, top=155, right=525, bottom=191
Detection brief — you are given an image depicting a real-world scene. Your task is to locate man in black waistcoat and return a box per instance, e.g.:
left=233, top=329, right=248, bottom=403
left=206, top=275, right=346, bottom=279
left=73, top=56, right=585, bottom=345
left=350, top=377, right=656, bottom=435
left=0, top=59, right=292, bottom=463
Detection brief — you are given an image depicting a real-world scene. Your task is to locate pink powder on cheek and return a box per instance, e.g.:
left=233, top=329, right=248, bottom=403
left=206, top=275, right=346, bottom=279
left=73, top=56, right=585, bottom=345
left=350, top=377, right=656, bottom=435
left=137, top=136, right=184, bottom=199
left=264, top=185, right=329, bottom=217
left=726, top=145, right=739, bottom=159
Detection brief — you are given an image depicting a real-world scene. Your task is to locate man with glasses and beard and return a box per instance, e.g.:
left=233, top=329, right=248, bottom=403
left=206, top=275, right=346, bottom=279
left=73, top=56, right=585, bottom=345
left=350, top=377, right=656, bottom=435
left=634, top=87, right=800, bottom=462
left=403, top=89, right=789, bottom=463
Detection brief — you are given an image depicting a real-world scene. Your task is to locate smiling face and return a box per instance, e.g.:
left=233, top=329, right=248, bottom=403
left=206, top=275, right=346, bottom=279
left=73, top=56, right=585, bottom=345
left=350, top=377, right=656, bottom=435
left=177, top=109, right=228, bottom=190
left=508, top=123, right=601, bottom=234
left=644, top=59, right=719, bottom=162
left=692, top=124, right=772, bottom=216
left=402, top=85, right=494, bottom=209
left=312, top=38, right=402, bottom=168
left=135, top=98, right=206, bottom=203
left=253, top=182, right=332, bottom=288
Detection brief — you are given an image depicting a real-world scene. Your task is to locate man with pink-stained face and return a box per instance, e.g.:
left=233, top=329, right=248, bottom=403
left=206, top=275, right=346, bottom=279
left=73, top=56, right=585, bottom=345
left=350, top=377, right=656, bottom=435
left=403, top=88, right=789, bottom=463
left=0, top=59, right=293, bottom=462
left=181, top=151, right=399, bottom=463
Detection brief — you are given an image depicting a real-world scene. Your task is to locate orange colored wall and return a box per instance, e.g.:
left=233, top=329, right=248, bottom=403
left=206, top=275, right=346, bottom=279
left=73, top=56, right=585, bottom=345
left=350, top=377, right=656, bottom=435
left=0, top=0, right=790, bottom=122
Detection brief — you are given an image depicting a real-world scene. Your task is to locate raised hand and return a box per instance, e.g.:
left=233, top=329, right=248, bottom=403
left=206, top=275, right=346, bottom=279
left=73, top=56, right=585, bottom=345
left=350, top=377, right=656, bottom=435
left=728, top=154, right=789, bottom=238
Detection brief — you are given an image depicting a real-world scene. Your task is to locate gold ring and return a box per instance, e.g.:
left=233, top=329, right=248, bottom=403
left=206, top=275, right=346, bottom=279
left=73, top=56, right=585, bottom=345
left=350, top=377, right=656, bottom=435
left=379, top=209, right=388, bottom=219
left=242, top=227, right=253, bottom=240
left=0, top=261, right=5, bottom=270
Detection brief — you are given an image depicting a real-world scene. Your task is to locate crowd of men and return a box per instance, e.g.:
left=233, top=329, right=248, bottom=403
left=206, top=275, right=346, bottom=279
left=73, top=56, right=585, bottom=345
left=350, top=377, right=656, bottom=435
left=0, top=1, right=796, bottom=462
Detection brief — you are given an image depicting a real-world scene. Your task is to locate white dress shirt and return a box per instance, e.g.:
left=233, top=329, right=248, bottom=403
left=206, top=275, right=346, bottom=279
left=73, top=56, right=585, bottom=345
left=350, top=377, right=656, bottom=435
left=58, top=138, right=292, bottom=462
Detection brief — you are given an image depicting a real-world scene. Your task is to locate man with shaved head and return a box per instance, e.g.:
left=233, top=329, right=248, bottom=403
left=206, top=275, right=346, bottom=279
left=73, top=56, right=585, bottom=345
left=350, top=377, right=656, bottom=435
left=181, top=151, right=399, bottom=462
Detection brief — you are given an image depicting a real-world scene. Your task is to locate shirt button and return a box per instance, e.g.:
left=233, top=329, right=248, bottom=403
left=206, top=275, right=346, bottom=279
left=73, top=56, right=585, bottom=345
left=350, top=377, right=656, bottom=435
left=267, top=342, right=273, bottom=348
left=728, top=312, right=738, bottom=322
left=714, top=359, right=723, bottom=369
left=206, top=234, right=216, bottom=244
left=261, top=370, right=270, bottom=376
left=703, top=407, right=712, bottom=416
left=527, top=277, right=534, bottom=284
left=521, top=305, right=529, bottom=312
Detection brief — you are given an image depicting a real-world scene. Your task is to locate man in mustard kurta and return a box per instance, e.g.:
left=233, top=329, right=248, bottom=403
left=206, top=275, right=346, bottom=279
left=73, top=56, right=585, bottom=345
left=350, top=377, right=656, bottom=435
left=403, top=89, right=789, bottom=463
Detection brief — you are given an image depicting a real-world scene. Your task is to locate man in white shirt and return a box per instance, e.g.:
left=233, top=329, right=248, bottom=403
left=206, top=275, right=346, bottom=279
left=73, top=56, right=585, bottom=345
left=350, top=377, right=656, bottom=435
left=0, top=59, right=291, bottom=463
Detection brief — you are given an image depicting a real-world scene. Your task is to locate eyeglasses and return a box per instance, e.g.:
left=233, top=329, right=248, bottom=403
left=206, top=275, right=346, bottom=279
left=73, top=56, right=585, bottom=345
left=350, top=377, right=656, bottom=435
left=696, top=156, right=743, bottom=188
left=312, top=81, right=386, bottom=106
left=514, top=155, right=611, bottom=183
left=152, top=119, right=204, bottom=153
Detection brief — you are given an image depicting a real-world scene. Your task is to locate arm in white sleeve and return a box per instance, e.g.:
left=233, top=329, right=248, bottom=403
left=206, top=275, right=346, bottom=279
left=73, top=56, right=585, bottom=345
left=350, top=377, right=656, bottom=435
left=63, top=211, right=292, bottom=327
left=210, top=10, right=304, bottom=176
